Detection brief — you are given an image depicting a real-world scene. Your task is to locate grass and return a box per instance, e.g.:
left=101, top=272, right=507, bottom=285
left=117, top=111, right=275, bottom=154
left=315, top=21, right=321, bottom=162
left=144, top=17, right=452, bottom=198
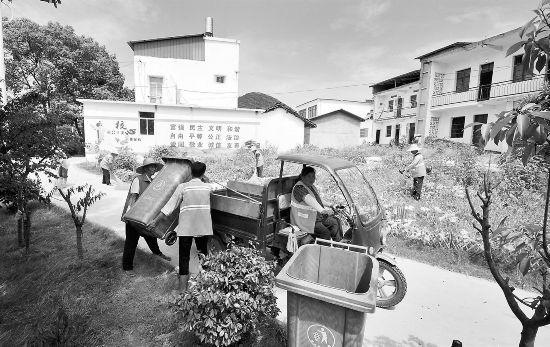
left=0, top=204, right=285, bottom=346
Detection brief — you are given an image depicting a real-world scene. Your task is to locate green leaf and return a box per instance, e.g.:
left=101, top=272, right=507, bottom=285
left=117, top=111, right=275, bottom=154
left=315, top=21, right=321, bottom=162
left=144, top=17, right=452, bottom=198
left=517, top=113, right=531, bottom=139
left=520, top=18, right=536, bottom=38
left=506, top=123, right=518, bottom=146
left=464, top=122, right=484, bottom=129
left=519, top=256, right=531, bottom=276
left=507, top=41, right=527, bottom=57
left=516, top=252, right=529, bottom=265
left=530, top=110, right=550, bottom=120
left=536, top=54, right=547, bottom=72
left=490, top=114, right=515, bottom=140
left=537, top=37, right=550, bottom=53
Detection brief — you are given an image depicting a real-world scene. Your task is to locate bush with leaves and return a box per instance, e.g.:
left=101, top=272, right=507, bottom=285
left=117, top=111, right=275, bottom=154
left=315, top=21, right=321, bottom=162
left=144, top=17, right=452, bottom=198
left=175, top=244, right=280, bottom=346
left=112, top=147, right=138, bottom=172
left=145, top=144, right=181, bottom=163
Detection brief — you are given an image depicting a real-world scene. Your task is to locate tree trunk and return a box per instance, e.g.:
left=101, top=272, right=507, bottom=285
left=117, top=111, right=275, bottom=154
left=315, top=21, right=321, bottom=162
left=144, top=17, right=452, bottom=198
left=17, top=216, right=24, bottom=247
left=75, top=225, right=83, bottom=259
left=519, top=325, right=537, bottom=347
left=24, top=210, right=31, bottom=253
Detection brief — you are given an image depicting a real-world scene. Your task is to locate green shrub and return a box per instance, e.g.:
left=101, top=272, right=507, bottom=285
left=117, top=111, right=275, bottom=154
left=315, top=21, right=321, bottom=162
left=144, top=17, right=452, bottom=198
left=145, top=144, right=181, bottom=163
left=175, top=245, right=280, bottom=347
left=112, top=147, right=138, bottom=172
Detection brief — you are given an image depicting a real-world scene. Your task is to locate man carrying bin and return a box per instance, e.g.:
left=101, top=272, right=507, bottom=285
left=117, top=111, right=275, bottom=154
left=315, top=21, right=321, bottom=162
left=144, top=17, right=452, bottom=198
left=121, top=158, right=171, bottom=272
left=149, top=161, right=213, bottom=291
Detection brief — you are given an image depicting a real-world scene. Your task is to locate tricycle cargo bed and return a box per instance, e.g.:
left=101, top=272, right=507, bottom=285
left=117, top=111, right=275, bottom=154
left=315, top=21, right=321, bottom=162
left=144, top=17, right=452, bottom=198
left=210, top=176, right=299, bottom=248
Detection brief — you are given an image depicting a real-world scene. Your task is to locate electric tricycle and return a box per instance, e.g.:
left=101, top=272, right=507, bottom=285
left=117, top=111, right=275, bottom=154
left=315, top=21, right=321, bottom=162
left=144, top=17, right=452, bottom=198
left=208, top=153, right=407, bottom=308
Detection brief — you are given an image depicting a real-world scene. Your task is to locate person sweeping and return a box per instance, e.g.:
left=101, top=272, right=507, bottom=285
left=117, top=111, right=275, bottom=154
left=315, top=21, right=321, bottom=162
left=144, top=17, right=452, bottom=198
left=399, top=143, right=426, bottom=200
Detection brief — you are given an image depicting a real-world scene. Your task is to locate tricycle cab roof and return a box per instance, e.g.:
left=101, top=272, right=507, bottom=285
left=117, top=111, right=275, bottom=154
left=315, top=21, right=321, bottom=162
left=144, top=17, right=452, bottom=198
left=276, top=153, right=356, bottom=171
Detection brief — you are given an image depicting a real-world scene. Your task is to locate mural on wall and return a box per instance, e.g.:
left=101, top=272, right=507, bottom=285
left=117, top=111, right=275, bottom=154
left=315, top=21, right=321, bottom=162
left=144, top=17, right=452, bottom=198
left=84, top=119, right=140, bottom=154
left=166, top=122, right=245, bottom=149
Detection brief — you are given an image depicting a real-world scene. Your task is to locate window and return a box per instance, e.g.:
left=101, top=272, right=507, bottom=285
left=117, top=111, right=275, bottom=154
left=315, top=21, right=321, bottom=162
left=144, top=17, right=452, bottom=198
left=386, top=125, right=392, bottom=137
left=307, top=105, right=317, bottom=119
left=455, top=68, right=471, bottom=93
left=298, top=109, right=306, bottom=117
left=149, top=76, right=163, bottom=103
left=513, top=55, right=533, bottom=82
left=360, top=128, right=368, bottom=137
left=215, top=75, right=226, bottom=83
left=450, top=116, right=465, bottom=138
left=388, top=100, right=394, bottom=112
left=410, top=94, right=417, bottom=108
left=139, top=112, right=155, bottom=135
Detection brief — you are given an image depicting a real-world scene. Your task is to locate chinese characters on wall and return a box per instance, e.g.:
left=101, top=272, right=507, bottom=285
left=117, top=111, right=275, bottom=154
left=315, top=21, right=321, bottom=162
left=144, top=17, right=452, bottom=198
left=168, top=122, right=243, bottom=149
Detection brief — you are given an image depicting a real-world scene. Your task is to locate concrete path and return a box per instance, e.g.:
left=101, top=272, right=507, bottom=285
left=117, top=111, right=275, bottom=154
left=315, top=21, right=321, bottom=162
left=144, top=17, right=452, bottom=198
left=42, top=157, right=550, bottom=347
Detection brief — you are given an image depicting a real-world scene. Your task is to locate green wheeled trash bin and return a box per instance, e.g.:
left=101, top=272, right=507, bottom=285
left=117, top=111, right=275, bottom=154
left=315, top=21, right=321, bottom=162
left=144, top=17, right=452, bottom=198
left=275, top=239, right=378, bottom=347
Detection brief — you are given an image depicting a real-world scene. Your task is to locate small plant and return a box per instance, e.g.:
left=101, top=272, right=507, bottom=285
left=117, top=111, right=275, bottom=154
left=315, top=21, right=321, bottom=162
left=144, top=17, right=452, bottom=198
left=58, top=184, right=104, bottom=259
left=175, top=244, right=280, bottom=346
left=112, top=146, right=138, bottom=172
left=145, top=144, right=182, bottom=163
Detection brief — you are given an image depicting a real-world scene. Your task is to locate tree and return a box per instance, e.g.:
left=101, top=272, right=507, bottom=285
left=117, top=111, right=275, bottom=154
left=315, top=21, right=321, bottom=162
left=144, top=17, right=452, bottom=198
left=3, top=18, right=134, bottom=151
left=0, top=91, right=74, bottom=251
left=57, top=184, right=104, bottom=259
left=465, top=2, right=550, bottom=345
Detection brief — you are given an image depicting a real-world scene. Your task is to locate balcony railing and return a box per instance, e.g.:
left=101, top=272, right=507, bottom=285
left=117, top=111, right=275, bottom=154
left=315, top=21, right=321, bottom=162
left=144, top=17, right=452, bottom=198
left=431, top=75, right=546, bottom=108
left=375, top=108, right=417, bottom=121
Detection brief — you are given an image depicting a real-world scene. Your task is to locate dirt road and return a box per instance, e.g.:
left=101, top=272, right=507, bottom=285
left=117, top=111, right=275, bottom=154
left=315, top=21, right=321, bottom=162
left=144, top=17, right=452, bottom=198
left=42, top=157, right=550, bottom=346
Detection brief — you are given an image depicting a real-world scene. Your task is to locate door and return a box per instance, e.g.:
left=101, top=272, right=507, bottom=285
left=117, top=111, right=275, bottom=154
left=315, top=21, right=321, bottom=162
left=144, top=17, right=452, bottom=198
left=408, top=122, right=416, bottom=143
left=396, top=97, right=403, bottom=117
left=375, top=130, right=381, bottom=144
left=472, top=114, right=488, bottom=145
left=394, top=124, right=400, bottom=145
left=477, top=63, right=494, bottom=101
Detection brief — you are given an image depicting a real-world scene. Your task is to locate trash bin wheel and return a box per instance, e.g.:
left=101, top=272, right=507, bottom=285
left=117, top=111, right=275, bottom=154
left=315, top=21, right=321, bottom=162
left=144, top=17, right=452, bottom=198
left=376, top=260, right=407, bottom=309
left=208, top=234, right=226, bottom=255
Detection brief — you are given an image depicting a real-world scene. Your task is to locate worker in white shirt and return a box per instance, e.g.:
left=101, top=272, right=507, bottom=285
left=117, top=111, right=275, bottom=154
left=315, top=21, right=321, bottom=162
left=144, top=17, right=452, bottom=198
left=400, top=144, right=427, bottom=200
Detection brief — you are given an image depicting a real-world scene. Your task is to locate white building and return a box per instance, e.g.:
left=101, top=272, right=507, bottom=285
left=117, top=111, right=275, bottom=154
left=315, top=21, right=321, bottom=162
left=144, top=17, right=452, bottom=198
left=307, top=109, right=365, bottom=148
left=295, top=98, right=374, bottom=143
left=416, top=28, right=547, bottom=150
left=81, top=18, right=313, bottom=156
left=370, top=70, right=420, bottom=145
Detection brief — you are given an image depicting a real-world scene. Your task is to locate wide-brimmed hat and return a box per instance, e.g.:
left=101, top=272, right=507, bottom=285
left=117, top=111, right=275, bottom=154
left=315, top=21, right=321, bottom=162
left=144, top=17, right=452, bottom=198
left=136, top=157, right=164, bottom=174
left=407, top=144, right=421, bottom=152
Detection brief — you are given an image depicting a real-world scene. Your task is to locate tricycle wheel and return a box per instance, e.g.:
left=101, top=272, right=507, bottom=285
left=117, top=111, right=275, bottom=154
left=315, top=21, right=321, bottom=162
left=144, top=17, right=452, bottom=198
left=208, top=234, right=226, bottom=255
left=376, top=260, right=407, bottom=309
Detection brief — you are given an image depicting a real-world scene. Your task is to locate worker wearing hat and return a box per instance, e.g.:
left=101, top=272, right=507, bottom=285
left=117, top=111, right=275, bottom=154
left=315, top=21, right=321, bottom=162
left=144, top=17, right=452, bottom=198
left=100, top=148, right=119, bottom=185
left=245, top=140, right=264, bottom=178
left=122, top=158, right=171, bottom=272
left=399, top=144, right=426, bottom=200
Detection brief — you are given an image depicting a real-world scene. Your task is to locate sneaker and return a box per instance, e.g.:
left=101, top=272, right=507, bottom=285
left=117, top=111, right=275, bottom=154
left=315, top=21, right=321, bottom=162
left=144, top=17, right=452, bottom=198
left=157, top=253, right=172, bottom=261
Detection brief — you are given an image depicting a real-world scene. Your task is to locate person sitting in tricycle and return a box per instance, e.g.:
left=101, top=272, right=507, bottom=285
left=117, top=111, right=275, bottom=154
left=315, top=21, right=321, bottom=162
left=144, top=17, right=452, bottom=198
left=290, top=166, right=343, bottom=242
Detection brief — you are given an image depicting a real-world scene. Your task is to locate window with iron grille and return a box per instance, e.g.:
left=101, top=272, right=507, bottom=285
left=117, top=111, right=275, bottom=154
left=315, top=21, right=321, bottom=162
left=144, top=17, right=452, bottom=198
left=388, top=100, right=393, bottom=112
left=410, top=95, right=417, bottom=108
left=149, top=76, right=163, bottom=103
left=360, top=128, right=368, bottom=137
left=386, top=125, right=392, bottom=137
left=307, top=105, right=317, bottom=119
left=450, top=116, right=465, bottom=138
left=455, top=68, right=471, bottom=93
left=215, top=75, right=226, bottom=83
left=513, top=55, right=533, bottom=82
left=139, top=112, right=155, bottom=135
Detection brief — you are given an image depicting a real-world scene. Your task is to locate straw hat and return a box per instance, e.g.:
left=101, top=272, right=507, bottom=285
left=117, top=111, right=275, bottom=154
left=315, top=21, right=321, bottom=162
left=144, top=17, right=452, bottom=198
left=407, top=144, right=421, bottom=152
left=136, top=157, right=164, bottom=174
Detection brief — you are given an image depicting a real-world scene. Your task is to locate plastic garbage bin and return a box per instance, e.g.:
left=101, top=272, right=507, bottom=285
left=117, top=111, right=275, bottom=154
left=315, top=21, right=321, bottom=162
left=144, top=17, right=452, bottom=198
left=275, top=239, right=378, bottom=347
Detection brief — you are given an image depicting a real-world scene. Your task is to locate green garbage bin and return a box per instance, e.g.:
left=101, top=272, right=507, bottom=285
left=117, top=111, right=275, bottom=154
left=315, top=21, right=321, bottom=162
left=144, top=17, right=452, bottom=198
left=275, top=239, right=378, bottom=347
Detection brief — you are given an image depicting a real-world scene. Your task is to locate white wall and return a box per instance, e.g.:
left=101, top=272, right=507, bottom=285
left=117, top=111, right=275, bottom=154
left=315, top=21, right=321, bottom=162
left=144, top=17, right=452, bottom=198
left=373, top=118, right=417, bottom=145
left=373, top=82, right=419, bottom=119
left=258, top=109, right=305, bottom=152
left=82, top=101, right=260, bottom=155
left=133, top=37, right=239, bottom=109
left=309, top=113, right=361, bottom=148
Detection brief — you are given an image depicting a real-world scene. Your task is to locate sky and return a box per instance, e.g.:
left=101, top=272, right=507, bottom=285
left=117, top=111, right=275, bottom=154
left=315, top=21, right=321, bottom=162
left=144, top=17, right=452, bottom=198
left=10, top=0, right=540, bottom=107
